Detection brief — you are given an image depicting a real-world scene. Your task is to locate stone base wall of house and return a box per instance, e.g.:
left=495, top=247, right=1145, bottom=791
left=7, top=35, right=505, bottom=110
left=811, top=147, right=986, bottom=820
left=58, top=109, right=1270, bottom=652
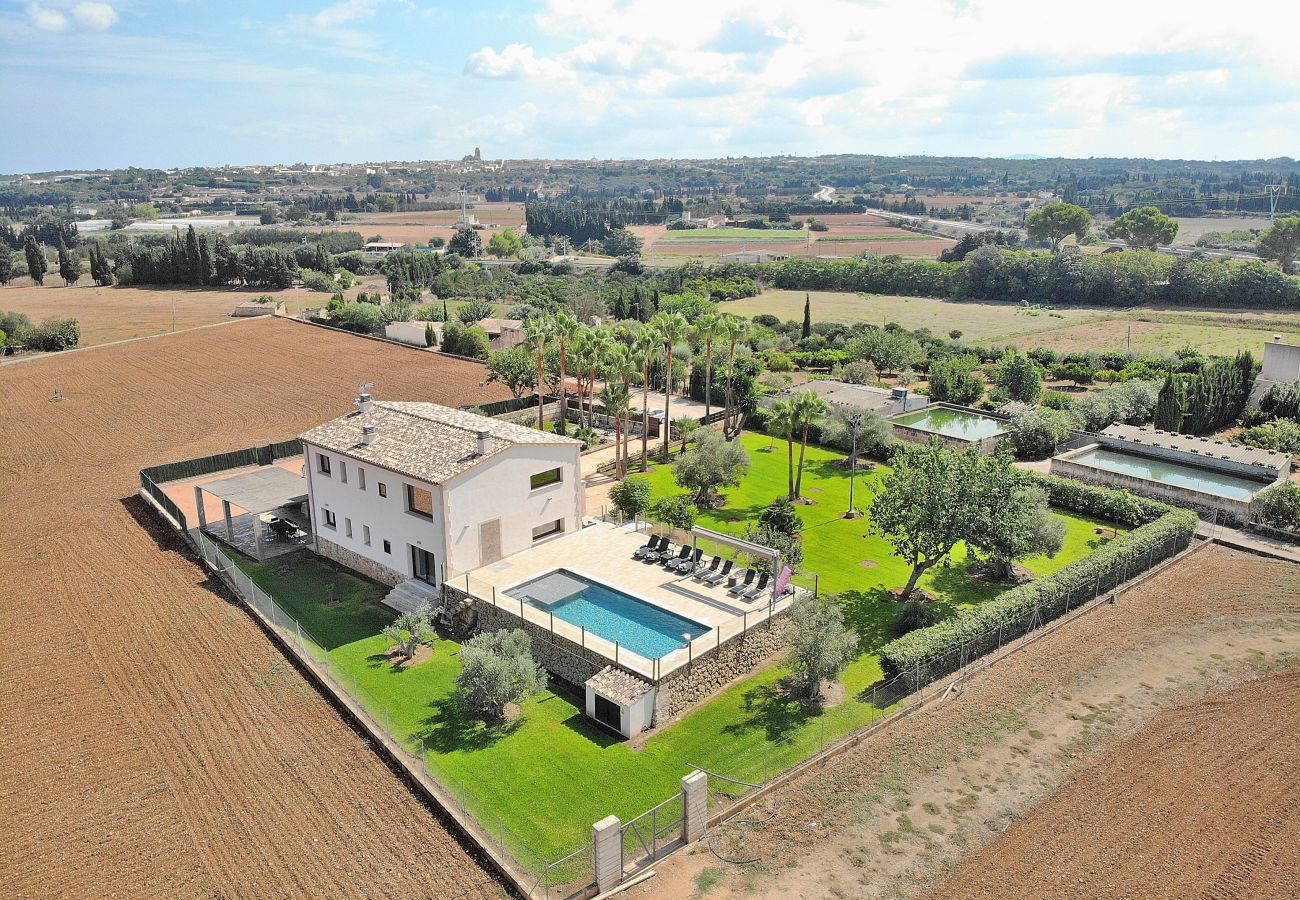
left=317, top=536, right=405, bottom=587
left=651, top=607, right=794, bottom=724
left=473, top=600, right=607, bottom=688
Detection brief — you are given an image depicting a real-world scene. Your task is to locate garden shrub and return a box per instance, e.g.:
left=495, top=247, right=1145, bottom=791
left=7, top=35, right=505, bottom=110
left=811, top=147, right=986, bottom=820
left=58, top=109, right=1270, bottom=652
left=26, top=317, right=80, bottom=351
left=1254, top=484, right=1300, bottom=532
left=1023, top=470, right=1170, bottom=526
left=879, top=506, right=1197, bottom=681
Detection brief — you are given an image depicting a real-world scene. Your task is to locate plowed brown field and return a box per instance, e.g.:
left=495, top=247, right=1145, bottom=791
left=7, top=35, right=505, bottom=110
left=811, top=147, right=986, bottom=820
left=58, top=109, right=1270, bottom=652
left=0, top=317, right=511, bottom=898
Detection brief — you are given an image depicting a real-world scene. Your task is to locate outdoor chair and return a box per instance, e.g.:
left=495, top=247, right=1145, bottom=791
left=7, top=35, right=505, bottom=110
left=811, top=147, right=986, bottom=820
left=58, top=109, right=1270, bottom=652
left=669, top=547, right=703, bottom=573
left=634, top=530, right=665, bottom=559
left=727, top=569, right=756, bottom=596
left=741, top=572, right=771, bottom=601
left=700, top=559, right=733, bottom=585
left=642, top=538, right=673, bottom=563
left=631, top=534, right=659, bottom=559
left=693, top=556, right=721, bottom=580
left=662, top=545, right=693, bottom=569
left=269, top=517, right=301, bottom=539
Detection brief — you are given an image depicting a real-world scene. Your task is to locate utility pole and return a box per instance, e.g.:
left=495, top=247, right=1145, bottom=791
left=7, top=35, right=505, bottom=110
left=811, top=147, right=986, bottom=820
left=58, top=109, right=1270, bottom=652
left=1267, top=184, right=1284, bottom=222
left=171, top=296, right=176, bottom=333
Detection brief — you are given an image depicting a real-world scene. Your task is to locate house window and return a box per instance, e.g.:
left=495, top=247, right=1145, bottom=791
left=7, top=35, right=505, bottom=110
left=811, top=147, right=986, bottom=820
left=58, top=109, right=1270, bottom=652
left=323, top=509, right=337, bottom=529
left=383, top=539, right=392, bottom=554
left=406, top=484, right=434, bottom=519
left=532, top=519, right=564, bottom=541
left=378, top=482, right=388, bottom=498
left=317, top=453, right=332, bottom=476
left=345, top=518, right=352, bottom=538
left=363, top=525, right=371, bottom=546
left=339, top=460, right=347, bottom=484
left=358, top=467, right=366, bottom=490
left=530, top=467, right=562, bottom=490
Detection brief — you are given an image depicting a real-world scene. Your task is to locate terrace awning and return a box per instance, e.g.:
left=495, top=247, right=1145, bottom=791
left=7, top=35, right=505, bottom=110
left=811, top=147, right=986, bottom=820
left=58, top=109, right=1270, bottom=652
left=689, top=526, right=779, bottom=563
left=201, top=466, right=308, bottom=515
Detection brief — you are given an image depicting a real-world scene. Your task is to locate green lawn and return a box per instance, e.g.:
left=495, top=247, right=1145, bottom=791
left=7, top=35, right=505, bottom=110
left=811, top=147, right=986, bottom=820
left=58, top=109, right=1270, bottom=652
left=228, top=434, right=1118, bottom=866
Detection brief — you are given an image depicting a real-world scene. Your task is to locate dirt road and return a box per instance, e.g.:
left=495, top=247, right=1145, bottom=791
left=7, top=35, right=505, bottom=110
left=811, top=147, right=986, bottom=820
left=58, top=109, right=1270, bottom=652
left=0, top=317, right=510, bottom=897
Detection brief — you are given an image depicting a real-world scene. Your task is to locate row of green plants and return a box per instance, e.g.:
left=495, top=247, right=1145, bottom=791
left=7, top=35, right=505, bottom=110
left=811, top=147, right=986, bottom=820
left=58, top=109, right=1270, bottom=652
left=878, top=477, right=1198, bottom=681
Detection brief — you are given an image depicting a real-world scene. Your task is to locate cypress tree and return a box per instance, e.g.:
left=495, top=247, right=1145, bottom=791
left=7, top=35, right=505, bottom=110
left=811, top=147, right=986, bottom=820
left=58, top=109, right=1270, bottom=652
left=58, top=239, right=79, bottom=286
left=24, top=236, right=47, bottom=285
left=638, top=287, right=654, bottom=322
left=184, top=225, right=204, bottom=285
left=802, top=293, right=812, bottom=339
left=1153, top=376, right=1184, bottom=432
left=0, top=241, right=13, bottom=285
left=198, top=235, right=213, bottom=286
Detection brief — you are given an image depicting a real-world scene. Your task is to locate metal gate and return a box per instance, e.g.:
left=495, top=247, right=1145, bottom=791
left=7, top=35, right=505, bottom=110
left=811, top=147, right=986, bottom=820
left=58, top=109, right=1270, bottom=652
left=620, top=793, right=683, bottom=876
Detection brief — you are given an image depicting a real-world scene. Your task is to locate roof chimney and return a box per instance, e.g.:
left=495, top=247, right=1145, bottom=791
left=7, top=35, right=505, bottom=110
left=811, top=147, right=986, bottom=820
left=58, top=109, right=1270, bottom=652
left=357, top=392, right=373, bottom=414
left=1275, top=334, right=1283, bottom=342
left=361, top=423, right=377, bottom=446
left=476, top=429, right=491, bottom=456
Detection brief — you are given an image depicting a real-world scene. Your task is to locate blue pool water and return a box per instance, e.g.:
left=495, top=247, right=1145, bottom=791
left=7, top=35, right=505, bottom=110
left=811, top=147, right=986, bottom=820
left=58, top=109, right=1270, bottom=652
left=506, top=569, right=708, bottom=659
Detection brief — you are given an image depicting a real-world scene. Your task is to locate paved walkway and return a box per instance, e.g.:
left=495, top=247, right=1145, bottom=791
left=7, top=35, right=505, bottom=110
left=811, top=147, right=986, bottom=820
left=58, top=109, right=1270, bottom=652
left=1199, top=521, right=1300, bottom=564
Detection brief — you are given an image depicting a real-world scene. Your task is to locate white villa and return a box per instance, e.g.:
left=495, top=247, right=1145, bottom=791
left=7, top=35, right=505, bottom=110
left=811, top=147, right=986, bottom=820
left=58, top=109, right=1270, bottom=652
left=300, top=395, right=584, bottom=606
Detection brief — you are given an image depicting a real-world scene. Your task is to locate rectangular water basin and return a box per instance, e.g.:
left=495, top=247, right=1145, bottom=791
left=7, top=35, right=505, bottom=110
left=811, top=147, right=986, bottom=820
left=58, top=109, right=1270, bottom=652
left=1064, top=446, right=1270, bottom=501
left=505, top=569, right=709, bottom=659
left=891, top=405, right=1009, bottom=441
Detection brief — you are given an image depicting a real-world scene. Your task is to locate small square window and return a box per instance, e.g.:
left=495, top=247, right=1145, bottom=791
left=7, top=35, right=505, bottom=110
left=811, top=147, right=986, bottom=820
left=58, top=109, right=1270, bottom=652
left=530, top=467, right=562, bottom=490
left=358, top=467, right=366, bottom=490
left=378, top=482, right=388, bottom=498
left=532, top=519, right=563, bottom=541
left=383, top=539, right=392, bottom=554
left=345, top=518, right=352, bottom=538
left=317, top=453, right=332, bottom=476
left=363, top=525, right=371, bottom=546
left=323, top=509, right=337, bottom=528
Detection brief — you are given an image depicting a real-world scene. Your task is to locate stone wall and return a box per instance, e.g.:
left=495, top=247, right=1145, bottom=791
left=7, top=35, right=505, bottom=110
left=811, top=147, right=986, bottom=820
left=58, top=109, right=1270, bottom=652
left=1049, top=455, right=1255, bottom=524
left=473, top=599, right=606, bottom=688
left=317, top=535, right=405, bottom=587
left=652, top=606, right=793, bottom=724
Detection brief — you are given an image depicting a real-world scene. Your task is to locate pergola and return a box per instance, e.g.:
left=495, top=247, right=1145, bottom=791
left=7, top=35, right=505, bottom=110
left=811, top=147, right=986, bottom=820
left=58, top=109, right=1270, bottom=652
left=688, top=525, right=783, bottom=604
left=193, top=467, right=310, bottom=561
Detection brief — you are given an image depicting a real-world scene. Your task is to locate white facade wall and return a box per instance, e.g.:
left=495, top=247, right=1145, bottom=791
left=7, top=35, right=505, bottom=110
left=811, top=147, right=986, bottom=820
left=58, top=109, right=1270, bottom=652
left=443, top=443, right=583, bottom=574
left=303, top=440, right=582, bottom=585
left=305, top=442, right=448, bottom=583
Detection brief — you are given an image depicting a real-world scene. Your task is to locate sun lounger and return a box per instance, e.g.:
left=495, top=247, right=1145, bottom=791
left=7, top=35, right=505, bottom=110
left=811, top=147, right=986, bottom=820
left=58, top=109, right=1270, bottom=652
left=741, top=572, right=770, bottom=600
left=643, top=538, right=674, bottom=563
left=635, top=535, right=668, bottom=561
left=727, top=569, right=756, bottom=596
left=700, top=559, right=733, bottom=585
left=692, top=556, right=721, bottom=580
left=669, top=547, right=703, bottom=573
left=631, top=534, right=658, bottom=559
left=662, top=545, right=693, bottom=568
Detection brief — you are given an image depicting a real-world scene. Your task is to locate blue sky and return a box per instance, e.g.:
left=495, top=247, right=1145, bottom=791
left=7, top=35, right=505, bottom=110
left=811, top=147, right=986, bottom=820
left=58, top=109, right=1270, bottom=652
left=2, top=0, right=1297, bottom=172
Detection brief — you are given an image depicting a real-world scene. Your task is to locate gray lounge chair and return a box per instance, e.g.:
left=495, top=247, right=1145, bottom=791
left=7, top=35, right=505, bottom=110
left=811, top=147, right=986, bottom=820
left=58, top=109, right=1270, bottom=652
left=700, top=559, right=733, bottom=585
left=692, top=555, right=721, bottom=580
left=631, top=534, right=658, bottom=559
left=643, top=538, right=675, bottom=563
left=637, top=535, right=669, bottom=561
left=727, top=568, right=756, bottom=596
left=669, top=547, right=703, bottom=573
left=741, top=572, right=770, bottom=601
left=662, top=545, right=692, bottom=569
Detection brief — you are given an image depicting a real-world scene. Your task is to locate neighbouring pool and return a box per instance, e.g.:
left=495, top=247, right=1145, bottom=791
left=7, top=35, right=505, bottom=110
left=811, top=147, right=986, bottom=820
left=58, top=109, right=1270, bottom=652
left=891, top=406, right=1009, bottom=441
left=505, top=569, right=709, bottom=659
left=1067, top=447, right=1270, bottom=501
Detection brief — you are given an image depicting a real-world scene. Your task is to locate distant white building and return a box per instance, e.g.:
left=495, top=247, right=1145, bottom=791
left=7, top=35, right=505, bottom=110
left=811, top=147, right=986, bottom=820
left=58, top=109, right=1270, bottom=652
left=300, top=396, right=584, bottom=598
left=1249, top=334, right=1300, bottom=404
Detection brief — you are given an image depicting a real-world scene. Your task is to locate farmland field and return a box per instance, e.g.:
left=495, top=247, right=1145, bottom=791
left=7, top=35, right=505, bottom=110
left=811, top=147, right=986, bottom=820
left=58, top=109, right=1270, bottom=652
left=0, top=277, right=385, bottom=348
left=0, top=317, right=512, bottom=897
left=322, top=202, right=527, bottom=246
left=725, top=290, right=1300, bottom=353
left=1167, top=214, right=1272, bottom=244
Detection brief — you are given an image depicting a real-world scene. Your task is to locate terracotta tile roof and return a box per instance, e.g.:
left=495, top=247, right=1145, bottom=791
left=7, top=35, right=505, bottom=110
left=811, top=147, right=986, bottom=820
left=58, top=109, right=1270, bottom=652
left=300, top=400, right=581, bottom=485
left=585, top=665, right=652, bottom=704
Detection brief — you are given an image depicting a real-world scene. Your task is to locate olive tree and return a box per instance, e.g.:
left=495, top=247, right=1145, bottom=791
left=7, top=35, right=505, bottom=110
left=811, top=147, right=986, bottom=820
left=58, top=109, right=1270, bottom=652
left=454, top=629, right=546, bottom=723
left=672, top=430, right=749, bottom=506
left=782, top=594, right=858, bottom=700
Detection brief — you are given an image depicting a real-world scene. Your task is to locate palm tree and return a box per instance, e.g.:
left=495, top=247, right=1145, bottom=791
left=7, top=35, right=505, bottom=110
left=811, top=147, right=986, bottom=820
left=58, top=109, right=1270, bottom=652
left=599, top=382, right=632, bottom=479
left=674, top=417, right=699, bottom=455
left=571, top=326, right=598, bottom=433
left=550, top=311, right=580, bottom=435
left=523, top=313, right=554, bottom=430
left=603, top=342, right=638, bottom=476
left=767, top=398, right=797, bottom=500
left=716, top=316, right=749, bottom=440
left=651, top=312, right=689, bottom=460
left=692, top=312, right=723, bottom=424
left=588, top=330, right=615, bottom=431
left=632, top=324, right=661, bottom=472
left=792, top=390, right=830, bottom=498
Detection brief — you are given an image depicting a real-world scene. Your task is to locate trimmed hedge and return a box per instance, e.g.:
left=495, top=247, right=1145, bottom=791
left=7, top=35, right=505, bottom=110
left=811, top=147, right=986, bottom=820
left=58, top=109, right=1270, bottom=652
left=877, top=475, right=1197, bottom=682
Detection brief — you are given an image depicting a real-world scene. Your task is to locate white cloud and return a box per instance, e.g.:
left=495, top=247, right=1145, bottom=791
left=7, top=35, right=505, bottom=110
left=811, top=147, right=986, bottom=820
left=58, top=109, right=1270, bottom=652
left=313, top=0, right=381, bottom=29
left=72, top=2, right=118, bottom=31
left=26, top=3, right=69, bottom=31
left=465, top=43, right=570, bottom=80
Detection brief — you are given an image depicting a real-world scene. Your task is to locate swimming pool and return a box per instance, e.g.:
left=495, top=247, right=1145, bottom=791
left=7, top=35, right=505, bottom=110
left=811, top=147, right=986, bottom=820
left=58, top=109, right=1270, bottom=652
left=891, top=405, right=1009, bottom=441
left=1065, top=446, right=1270, bottom=501
left=505, top=569, right=709, bottom=659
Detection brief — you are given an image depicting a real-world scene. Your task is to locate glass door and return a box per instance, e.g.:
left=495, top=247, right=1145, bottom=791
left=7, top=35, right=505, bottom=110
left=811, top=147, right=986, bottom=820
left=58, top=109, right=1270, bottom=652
left=411, top=546, right=436, bottom=585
